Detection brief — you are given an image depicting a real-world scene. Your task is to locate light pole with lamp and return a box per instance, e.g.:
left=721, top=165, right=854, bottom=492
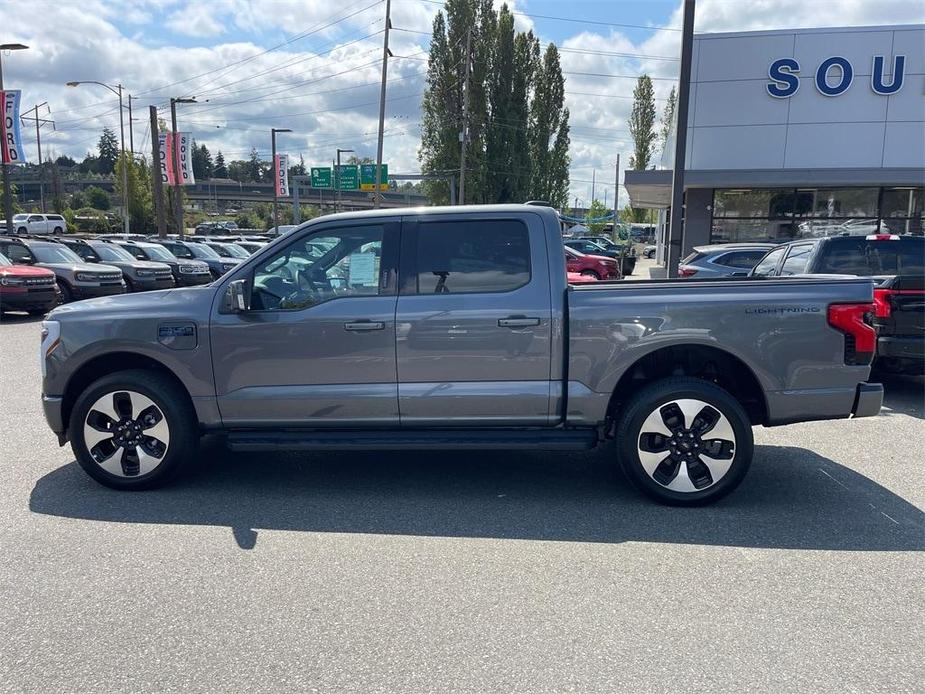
left=1, top=43, right=29, bottom=234
left=271, top=128, right=291, bottom=233
left=335, top=148, right=353, bottom=213
left=169, top=97, right=196, bottom=237
left=67, top=80, right=129, bottom=233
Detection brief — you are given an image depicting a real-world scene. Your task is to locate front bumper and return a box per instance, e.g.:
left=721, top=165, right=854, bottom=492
left=852, top=382, right=883, bottom=419
left=42, top=395, right=66, bottom=442
left=877, top=336, right=924, bottom=362
left=134, top=276, right=175, bottom=290
left=73, top=282, right=126, bottom=299
left=176, top=273, right=212, bottom=287
left=0, top=287, right=58, bottom=309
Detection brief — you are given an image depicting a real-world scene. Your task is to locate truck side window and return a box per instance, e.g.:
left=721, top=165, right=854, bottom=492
left=415, top=220, right=530, bottom=294
left=779, top=245, right=813, bottom=276
left=252, top=225, right=384, bottom=311
left=750, top=247, right=786, bottom=277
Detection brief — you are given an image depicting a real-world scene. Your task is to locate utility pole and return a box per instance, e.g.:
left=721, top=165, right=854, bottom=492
left=667, top=0, right=696, bottom=277
left=591, top=169, right=596, bottom=203
left=374, top=0, right=392, bottom=208
left=1, top=43, right=29, bottom=234
left=21, top=102, right=52, bottom=213
left=149, top=105, right=167, bottom=238
left=169, top=97, right=196, bottom=237
left=614, top=153, right=620, bottom=222
left=458, top=28, right=472, bottom=205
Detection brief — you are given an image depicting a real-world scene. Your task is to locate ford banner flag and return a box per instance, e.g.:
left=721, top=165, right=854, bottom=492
left=274, top=153, right=289, bottom=197
left=158, top=132, right=175, bottom=185
left=159, top=132, right=195, bottom=185
left=1, top=90, right=27, bottom=165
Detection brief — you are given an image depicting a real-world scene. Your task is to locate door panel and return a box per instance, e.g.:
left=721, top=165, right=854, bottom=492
left=210, top=221, right=400, bottom=427
left=395, top=215, right=554, bottom=425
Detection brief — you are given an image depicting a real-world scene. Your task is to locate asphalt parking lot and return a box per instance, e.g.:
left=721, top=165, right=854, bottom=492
left=1, top=313, right=922, bottom=693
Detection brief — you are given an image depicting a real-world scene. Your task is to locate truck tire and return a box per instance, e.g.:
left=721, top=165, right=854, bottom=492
left=615, top=377, right=753, bottom=506
left=68, top=369, right=198, bottom=490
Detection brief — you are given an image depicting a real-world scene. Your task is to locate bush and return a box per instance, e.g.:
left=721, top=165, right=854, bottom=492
left=84, top=186, right=110, bottom=211
left=73, top=208, right=111, bottom=233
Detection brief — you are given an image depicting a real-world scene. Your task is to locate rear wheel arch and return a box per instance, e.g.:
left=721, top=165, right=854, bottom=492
left=605, top=344, right=769, bottom=428
left=61, top=352, right=195, bottom=435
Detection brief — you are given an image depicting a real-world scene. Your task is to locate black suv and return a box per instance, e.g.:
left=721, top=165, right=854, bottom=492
left=111, top=240, right=212, bottom=287
left=153, top=238, right=242, bottom=280
left=752, top=233, right=924, bottom=374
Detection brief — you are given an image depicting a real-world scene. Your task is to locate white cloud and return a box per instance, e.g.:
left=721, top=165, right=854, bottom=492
left=165, top=3, right=226, bottom=37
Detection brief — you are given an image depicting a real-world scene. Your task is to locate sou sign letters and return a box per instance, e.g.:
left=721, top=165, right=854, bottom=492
left=767, top=54, right=906, bottom=98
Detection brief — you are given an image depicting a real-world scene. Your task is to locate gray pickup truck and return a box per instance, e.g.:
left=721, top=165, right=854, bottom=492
left=40, top=205, right=883, bottom=505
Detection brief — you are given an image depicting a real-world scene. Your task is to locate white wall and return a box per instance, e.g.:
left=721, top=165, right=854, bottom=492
left=685, top=25, right=925, bottom=171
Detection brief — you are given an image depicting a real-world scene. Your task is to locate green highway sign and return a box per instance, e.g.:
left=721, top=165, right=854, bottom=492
left=336, top=165, right=359, bottom=191
left=360, top=163, right=389, bottom=191
left=310, top=167, right=331, bottom=188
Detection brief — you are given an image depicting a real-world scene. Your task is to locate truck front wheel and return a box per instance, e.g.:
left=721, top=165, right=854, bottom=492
left=68, top=369, right=198, bottom=490
left=615, top=377, right=753, bottom=506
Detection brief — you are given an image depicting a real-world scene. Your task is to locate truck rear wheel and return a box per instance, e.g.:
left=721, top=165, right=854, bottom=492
left=68, top=369, right=198, bottom=490
left=615, top=377, right=753, bottom=506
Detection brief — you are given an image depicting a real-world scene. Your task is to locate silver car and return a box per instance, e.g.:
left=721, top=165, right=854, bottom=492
left=678, top=243, right=777, bottom=278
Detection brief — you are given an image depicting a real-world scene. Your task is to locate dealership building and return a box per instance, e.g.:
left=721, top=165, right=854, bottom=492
left=624, top=24, right=925, bottom=264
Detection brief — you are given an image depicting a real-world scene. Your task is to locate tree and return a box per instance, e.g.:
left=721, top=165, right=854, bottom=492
left=191, top=141, right=213, bottom=180
left=660, top=86, right=677, bottom=152
left=290, top=154, right=306, bottom=177
left=628, top=75, right=657, bottom=222
left=529, top=44, right=570, bottom=208
left=115, top=153, right=154, bottom=233
left=85, top=185, right=110, bottom=211
left=78, top=153, right=100, bottom=175
left=55, top=154, right=77, bottom=168
left=246, top=148, right=262, bottom=182
left=226, top=160, right=248, bottom=183
left=213, top=150, right=228, bottom=178
left=97, top=127, right=119, bottom=175
left=70, top=190, right=87, bottom=210
left=586, top=199, right=610, bottom=233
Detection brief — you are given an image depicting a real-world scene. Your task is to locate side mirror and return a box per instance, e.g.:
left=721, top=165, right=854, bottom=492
left=134, top=254, right=145, bottom=260
left=86, top=255, right=99, bottom=263
left=20, top=256, right=35, bottom=265
left=223, top=279, right=249, bottom=313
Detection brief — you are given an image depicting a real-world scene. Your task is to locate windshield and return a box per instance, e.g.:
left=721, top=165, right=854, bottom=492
left=0, top=252, right=10, bottom=266
left=31, top=245, right=83, bottom=264
left=816, top=239, right=925, bottom=275
left=212, top=243, right=249, bottom=258
left=188, top=242, right=220, bottom=259
left=13, top=214, right=28, bottom=221
left=91, top=244, right=136, bottom=262
left=140, top=244, right=177, bottom=262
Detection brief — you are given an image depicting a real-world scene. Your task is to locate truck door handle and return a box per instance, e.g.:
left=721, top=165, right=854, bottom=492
left=344, top=321, right=385, bottom=332
left=498, top=317, right=541, bottom=328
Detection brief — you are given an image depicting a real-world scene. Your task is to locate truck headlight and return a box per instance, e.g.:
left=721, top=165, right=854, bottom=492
left=40, top=320, right=60, bottom=378
left=0, top=275, right=24, bottom=286
left=135, top=270, right=154, bottom=278
left=75, top=272, right=97, bottom=282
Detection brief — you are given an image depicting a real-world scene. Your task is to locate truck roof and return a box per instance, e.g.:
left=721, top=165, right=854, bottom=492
left=304, top=204, right=561, bottom=224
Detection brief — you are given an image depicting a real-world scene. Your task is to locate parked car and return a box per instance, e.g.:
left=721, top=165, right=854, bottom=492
left=229, top=240, right=267, bottom=255
left=566, top=271, right=597, bottom=284
left=0, top=236, right=124, bottom=303
left=267, top=225, right=298, bottom=237
left=565, top=238, right=619, bottom=259
left=110, top=240, right=211, bottom=287
left=95, top=234, right=150, bottom=242
left=10, top=213, right=67, bottom=235
left=751, top=233, right=924, bottom=374
left=643, top=245, right=656, bottom=259
left=0, top=250, right=59, bottom=314
left=40, top=204, right=882, bottom=506
left=564, top=245, right=621, bottom=280
left=59, top=238, right=175, bottom=293
left=152, top=238, right=242, bottom=279
left=677, top=243, right=778, bottom=279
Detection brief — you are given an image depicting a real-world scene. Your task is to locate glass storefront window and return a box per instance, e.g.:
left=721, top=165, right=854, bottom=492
left=711, top=219, right=798, bottom=243
left=802, top=188, right=879, bottom=218
left=713, top=189, right=795, bottom=219
left=881, top=187, right=924, bottom=219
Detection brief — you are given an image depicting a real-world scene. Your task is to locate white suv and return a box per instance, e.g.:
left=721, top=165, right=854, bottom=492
left=11, top=213, right=67, bottom=235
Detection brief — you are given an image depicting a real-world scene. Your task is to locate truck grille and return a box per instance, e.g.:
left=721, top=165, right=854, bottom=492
left=180, top=265, right=208, bottom=273
left=24, top=277, right=55, bottom=286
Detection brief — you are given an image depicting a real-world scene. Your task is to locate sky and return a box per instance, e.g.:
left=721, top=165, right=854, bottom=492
left=1, top=0, right=923, bottom=205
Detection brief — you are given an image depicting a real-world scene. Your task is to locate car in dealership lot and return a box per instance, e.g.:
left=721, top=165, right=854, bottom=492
left=111, top=240, right=212, bottom=287
left=152, top=238, right=242, bottom=279
left=643, top=245, right=656, bottom=259
left=678, top=243, right=778, bottom=278
left=751, top=233, right=924, bottom=374
left=564, top=245, right=621, bottom=280
left=564, top=238, right=620, bottom=259
left=199, top=240, right=252, bottom=261
left=39, top=204, right=883, bottom=506
left=0, top=237, right=124, bottom=303
left=10, top=213, right=68, bottom=235
left=0, top=250, right=59, bottom=314
left=59, top=238, right=175, bottom=293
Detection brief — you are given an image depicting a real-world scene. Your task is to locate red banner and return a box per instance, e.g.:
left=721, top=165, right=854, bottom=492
left=274, top=153, right=289, bottom=197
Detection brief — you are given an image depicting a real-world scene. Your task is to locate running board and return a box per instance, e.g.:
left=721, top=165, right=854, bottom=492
left=226, top=428, right=599, bottom=452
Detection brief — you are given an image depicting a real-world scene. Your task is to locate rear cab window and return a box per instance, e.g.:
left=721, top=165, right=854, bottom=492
left=815, top=237, right=925, bottom=276
left=750, top=247, right=787, bottom=277
left=412, top=220, right=531, bottom=294
left=779, top=244, right=815, bottom=276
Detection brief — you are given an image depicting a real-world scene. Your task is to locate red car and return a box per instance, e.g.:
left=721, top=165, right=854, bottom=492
left=564, top=246, right=621, bottom=280
left=567, top=271, right=598, bottom=284
left=0, top=250, right=60, bottom=315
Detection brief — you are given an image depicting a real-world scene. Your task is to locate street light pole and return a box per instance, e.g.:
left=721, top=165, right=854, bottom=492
left=1, top=43, right=29, bottom=234
left=66, top=80, right=129, bottom=233
left=271, top=128, right=292, bottom=233
left=336, top=148, right=353, bottom=213
left=169, top=97, right=196, bottom=237
left=373, top=0, right=392, bottom=208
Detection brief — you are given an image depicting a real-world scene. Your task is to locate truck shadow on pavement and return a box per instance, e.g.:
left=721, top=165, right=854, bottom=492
left=30, top=443, right=924, bottom=551
left=878, top=373, right=924, bottom=420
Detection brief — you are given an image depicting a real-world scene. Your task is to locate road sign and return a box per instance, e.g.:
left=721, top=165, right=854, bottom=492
left=310, top=167, right=332, bottom=188
left=336, top=165, right=358, bottom=191
left=360, top=163, right=389, bottom=191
